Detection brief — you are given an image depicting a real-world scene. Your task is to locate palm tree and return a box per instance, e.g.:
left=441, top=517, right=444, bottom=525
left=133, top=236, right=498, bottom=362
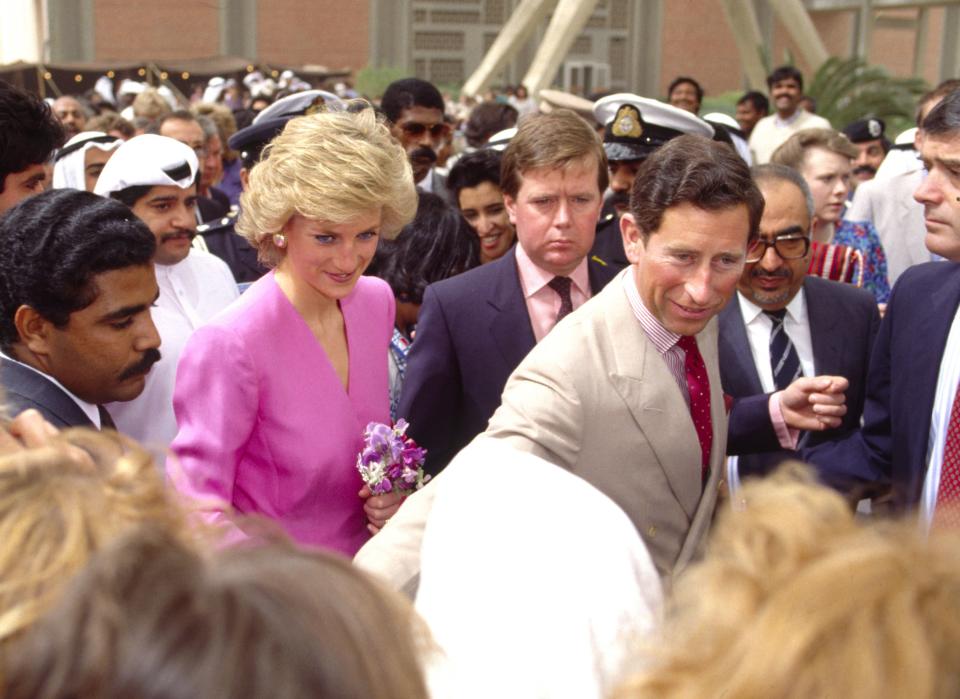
left=804, top=57, right=927, bottom=135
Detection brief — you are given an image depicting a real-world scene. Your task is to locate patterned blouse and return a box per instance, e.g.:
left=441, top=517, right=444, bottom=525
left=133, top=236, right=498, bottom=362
left=833, top=219, right=891, bottom=304
left=388, top=327, right=412, bottom=422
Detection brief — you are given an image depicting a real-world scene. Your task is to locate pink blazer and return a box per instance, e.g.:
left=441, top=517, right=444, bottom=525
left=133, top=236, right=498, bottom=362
left=170, top=273, right=394, bottom=556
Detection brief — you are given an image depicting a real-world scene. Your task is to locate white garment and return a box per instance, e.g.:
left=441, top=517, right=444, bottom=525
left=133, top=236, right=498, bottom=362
left=736, top=290, right=815, bottom=392
left=921, top=302, right=960, bottom=530
left=748, top=109, right=832, bottom=164
left=417, top=437, right=663, bottom=699
left=108, top=250, right=238, bottom=451
left=846, top=166, right=930, bottom=285
left=52, top=133, right=121, bottom=191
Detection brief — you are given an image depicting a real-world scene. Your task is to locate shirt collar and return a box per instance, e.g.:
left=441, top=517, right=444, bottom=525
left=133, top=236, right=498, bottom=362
left=515, top=242, right=590, bottom=298
left=621, top=270, right=680, bottom=354
left=0, top=350, right=101, bottom=428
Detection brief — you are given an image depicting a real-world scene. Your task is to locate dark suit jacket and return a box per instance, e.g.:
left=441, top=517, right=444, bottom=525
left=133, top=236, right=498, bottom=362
left=589, top=200, right=629, bottom=271
left=197, top=210, right=269, bottom=284
left=719, top=276, right=880, bottom=478
left=0, top=358, right=96, bottom=428
left=804, top=262, right=960, bottom=507
left=398, top=246, right=618, bottom=474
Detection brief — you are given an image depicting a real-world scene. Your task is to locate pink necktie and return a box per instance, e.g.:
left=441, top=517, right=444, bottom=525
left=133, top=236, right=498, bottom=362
left=934, top=381, right=960, bottom=526
left=678, top=335, right=712, bottom=477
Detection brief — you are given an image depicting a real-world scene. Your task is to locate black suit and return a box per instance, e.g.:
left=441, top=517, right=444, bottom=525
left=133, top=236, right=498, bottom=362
left=805, top=262, right=960, bottom=508
left=589, top=200, right=629, bottom=271
left=719, top=277, right=880, bottom=478
left=397, top=246, right=618, bottom=474
left=0, top=358, right=96, bottom=428
left=197, top=210, right=269, bottom=284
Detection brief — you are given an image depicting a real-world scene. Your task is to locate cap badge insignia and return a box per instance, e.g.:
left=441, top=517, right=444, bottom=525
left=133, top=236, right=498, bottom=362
left=868, top=119, right=881, bottom=138
left=305, top=96, right=328, bottom=116
left=612, top=105, right=643, bottom=139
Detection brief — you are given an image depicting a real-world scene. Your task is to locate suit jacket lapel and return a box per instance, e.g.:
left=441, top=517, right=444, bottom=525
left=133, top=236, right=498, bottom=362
left=805, top=279, right=842, bottom=375
left=603, top=284, right=702, bottom=518
left=488, top=248, right=537, bottom=369
left=718, top=299, right=764, bottom=395
left=907, top=268, right=960, bottom=469
left=0, top=358, right=95, bottom=428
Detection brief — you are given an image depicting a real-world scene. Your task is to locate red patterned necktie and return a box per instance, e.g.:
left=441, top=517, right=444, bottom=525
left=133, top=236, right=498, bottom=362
left=934, top=380, right=960, bottom=526
left=677, top=335, right=712, bottom=477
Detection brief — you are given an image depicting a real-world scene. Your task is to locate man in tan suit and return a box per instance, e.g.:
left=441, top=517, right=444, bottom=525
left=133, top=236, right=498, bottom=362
left=356, top=135, right=847, bottom=585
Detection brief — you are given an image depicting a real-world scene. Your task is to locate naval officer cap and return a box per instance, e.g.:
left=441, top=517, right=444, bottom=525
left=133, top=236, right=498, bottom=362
left=93, top=134, right=199, bottom=197
left=228, top=89, right=346, bottom=165
left=594, top=93, right=714, bottom=161
left=842, top=117, right=888, bottom=144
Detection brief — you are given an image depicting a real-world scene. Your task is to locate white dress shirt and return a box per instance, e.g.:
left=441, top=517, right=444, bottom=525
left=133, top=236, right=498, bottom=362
left=737, top=290, right=816, bottom=391
left=0, top=350, right=101, bottom=428
left=921, top=303, right=960, bottom=530
left=108, top=250, right=238, bottom=451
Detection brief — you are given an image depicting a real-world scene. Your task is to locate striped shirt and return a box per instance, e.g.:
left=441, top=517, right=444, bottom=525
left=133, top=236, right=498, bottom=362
left=621, top=271, right=690, bottom=403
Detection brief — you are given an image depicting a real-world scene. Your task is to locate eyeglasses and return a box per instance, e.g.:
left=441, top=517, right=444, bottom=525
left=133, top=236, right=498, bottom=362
left=400, top=121, right=451, bottom=139
left=745, top=234, right=810, bottom=263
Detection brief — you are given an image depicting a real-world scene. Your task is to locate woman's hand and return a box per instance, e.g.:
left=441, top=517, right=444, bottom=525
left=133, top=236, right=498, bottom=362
left=359, top=486, right=406, bottom=534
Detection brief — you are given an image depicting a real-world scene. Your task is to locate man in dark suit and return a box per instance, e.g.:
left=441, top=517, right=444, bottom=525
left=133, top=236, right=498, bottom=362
left=720, top=164, right=880, bottom=481
left=805, top=89, right=960, bottom=522
left=0, top=189, right=161, bottom=429
left=398, top=109, right=618, bottom=474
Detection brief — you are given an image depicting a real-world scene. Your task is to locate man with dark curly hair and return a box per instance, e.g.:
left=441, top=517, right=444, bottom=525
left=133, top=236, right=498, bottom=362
left=0, top=81, right=65, bottom=214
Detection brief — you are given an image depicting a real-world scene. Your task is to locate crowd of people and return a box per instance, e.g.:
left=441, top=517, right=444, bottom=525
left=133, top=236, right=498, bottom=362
left=1, top=58, right=960, bottom=696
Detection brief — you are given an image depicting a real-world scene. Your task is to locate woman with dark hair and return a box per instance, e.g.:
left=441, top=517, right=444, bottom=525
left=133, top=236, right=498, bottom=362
left=371, top=192, right=480, bottom=419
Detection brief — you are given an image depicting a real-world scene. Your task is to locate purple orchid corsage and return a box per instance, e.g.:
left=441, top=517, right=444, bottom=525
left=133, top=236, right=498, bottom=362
left=356, top=419, right=430, bottom=495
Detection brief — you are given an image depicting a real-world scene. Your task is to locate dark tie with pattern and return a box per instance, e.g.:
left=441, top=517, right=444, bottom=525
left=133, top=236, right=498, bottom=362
left=765, top=309, right=802, bottom=390
left=98, top=405, right=117, bottom=431
left=548, top=276, right=574, bottom=323
left=677, top=335, right=712, bottom=477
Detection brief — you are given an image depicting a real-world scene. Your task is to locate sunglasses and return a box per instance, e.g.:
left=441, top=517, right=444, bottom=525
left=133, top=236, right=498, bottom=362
left=745, top=234, right=810, bottom=263
left=400, top=121, right=450, bottom=139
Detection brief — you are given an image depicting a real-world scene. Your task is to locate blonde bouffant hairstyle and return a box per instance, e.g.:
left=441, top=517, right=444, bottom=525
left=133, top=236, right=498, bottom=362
left=616, top=463, right=960, bottom=699
left=237, top=107, right=418, bottom=268
left=0, top=429, right=193, bottom=658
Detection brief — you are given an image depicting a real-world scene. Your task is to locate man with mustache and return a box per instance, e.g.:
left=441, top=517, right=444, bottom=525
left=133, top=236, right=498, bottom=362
left=590, top=94, right=715, bottom=271
left=382, top=78, right=454, bottom=204
left=95, top=135, right=238, bottom=449
left=748, top=65, right=831, bottom=164
left=0, top=189, right=161, bottom=430
left=842, top=117, right=890, bottom=189
left=719, top=164, right=879, bottom=483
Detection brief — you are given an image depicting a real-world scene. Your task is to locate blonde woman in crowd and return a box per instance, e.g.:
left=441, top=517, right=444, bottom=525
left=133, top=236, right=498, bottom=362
left=170, top=108, right=418, bottom=556
left=617, top=464, right=960, bottom=699
left=0, top=425, right=194, bottom=663
left=4, top=529, right=431, bottom=699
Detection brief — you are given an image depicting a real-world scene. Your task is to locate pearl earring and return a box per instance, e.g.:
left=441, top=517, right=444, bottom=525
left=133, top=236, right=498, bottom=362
left=272, top=233, right=287, bottom=248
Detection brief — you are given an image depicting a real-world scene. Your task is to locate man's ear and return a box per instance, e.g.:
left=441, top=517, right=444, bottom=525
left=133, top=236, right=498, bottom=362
left=621, top=213, right=646, bottom=265
left=14, top=306, right=53, bottom=357
left=503, top=193, right=518, bottom=226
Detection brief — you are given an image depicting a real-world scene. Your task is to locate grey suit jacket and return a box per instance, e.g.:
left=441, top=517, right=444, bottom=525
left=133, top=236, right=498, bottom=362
left=355, top=271, right=727, bottom=584
left=847, top=168, right=929, bottom=285
left=0, top=358, right=95, bottom=428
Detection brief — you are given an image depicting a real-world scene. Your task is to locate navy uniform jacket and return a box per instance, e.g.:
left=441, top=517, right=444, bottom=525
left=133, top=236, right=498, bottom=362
left=397, top=246, right=618, bottom=475
left=0, top=358, right=97, bottom=428
left=719, top=276, right=880, bottom=478
left=804, top=262, right=960, bottom=507
left=197, top=210, right=269, bottom=284
left=589, top=200, right=629, bottom=271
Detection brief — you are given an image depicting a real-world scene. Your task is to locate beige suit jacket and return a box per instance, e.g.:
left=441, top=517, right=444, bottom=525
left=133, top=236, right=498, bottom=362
left=355, top=270, right=727, bottom=586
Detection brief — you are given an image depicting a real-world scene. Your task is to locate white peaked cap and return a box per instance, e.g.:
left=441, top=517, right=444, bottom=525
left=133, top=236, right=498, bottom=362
left=94, top=134, right=199, bottom=196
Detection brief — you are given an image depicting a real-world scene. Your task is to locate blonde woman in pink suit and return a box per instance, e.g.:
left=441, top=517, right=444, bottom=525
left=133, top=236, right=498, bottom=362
left=170, top=108, right=418, bottom=556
